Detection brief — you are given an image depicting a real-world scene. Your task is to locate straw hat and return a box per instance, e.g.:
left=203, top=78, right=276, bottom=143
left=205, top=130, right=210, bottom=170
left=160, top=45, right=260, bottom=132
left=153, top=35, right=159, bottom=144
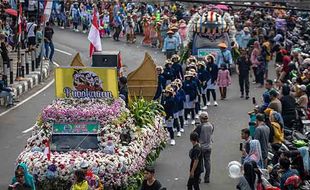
left=190, top=69, right=197, bottom=74
left=162, top=15, right=169, bottom=20
left=165, top=59, right=173, bottom=65
left=179, top=19, right=186, bottom=23
left=187, top=56, right=197, bottom=63
left=205, top=54, right=215, bottom=61
left=167, top=30, right=174, bottom=34
left=174, top=79, right=183, bottom=87
left=187, top=63, right=197, bottom=69
left=156, top=65, right=163, bottom=72
left=171, top=26, right=179, bottom=30
left=184, top=71, right=193, bottom=78
left=170, top=81, right=179, bottom=89
left=179, top=23, right=187, bottom=28
left=164, top=85, right=174, bottom=94
left=197, top=61, right=206, bottom=67
left=172, top=54, right=180, bottom=62
left=218, top=42, right=227, bottom=49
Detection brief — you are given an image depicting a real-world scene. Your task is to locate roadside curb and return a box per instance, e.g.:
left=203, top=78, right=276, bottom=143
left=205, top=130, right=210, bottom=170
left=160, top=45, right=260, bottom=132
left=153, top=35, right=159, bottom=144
left=0, top=60, right=50, bottom=106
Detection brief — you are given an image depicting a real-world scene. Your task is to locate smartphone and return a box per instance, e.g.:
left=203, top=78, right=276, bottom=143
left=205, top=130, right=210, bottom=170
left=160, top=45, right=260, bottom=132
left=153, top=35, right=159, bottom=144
left=239, top=143, right=243, bottom=151
left=252, top=97, right=256, bottom=105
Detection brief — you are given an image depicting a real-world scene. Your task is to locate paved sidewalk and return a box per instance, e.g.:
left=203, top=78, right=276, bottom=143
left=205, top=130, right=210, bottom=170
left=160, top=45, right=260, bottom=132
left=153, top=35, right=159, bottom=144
left=0, top=49, right=50, bottom=106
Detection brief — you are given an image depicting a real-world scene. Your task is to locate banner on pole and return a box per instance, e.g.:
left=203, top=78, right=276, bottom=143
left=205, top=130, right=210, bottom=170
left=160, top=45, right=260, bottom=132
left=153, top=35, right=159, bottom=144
left=43, top=0, right=53, bottom=22
left=55, top=67, right=119, bottom=98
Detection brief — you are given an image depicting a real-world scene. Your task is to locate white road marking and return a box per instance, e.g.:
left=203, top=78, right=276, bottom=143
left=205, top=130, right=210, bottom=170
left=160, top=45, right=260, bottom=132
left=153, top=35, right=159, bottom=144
left=55, top=48, right=72, bottom=56
left=0, top=62, right=59, bottom=117
left=22, top=126, right=34, bottom=134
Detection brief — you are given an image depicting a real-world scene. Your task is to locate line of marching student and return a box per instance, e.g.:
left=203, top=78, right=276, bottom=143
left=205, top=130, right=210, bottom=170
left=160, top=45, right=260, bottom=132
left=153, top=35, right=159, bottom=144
left=153, top=51, right=231, bottom=146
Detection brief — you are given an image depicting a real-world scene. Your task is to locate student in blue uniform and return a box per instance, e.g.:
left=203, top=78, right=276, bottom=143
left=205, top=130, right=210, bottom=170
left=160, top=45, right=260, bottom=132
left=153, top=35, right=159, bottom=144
left=189, top=69, right=201, bottom=116
left=161, top=85, right=176, bottom=146
left=163, top=59, right=176, bottom=86
left=174, top=79, right=186, bottom=133
left=171, top=54, right=183, bottom=80
left=205, top=54, right=219, bottom=106
left=153, top=66, right=167, bottom=100
left=186, top=62, right=197, bottom=72
left=197, top=61, right=210, bottom=110
left=183, top=71, right=199, bottom=125
left=171, top=82, right=182, bottom=137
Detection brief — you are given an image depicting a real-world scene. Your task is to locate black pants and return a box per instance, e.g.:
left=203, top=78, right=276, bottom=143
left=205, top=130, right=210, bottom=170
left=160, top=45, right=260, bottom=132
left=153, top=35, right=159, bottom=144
left=256, top=70, right=265, bottom=85
left=202, top=94, right=207, bottom=106
left=173, top=118, right=180, bottom=132
left=239, top=74, right=249, bottom=96
left=166, top=49, right=176, bottom=59
left=179, top=115, right=184, bottom=128
left=185, top=108, right=195, bottom=120
left=187, top=173, right=201, bottom=190
left=195, top=98, right=200, bottom=114
left=166, top=127, right=174, bottom=139
left=206, top=89, right=216, bottom=101
left=113, top=26, right=122, bottom=41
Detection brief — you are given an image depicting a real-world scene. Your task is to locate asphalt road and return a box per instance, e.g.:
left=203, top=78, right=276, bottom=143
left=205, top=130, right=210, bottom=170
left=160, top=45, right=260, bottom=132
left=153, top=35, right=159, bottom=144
left=0, top=28, right=270, bottom=189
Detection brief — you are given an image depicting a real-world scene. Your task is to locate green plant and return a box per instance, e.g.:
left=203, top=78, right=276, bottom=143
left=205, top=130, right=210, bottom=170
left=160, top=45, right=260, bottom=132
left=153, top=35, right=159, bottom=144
left=129, top=98, right=165, bottom=128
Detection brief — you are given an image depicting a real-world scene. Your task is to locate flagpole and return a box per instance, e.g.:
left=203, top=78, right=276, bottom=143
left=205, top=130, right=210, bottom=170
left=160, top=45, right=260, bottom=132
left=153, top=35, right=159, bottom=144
left=16, top=0, right=22, bottom=81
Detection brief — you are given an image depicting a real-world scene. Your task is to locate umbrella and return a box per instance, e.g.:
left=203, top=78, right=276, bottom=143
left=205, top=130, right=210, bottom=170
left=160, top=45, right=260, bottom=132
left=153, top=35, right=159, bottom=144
left=215, top=4, right=229, bottom=11
left=5, top=8, right=17, bottom=17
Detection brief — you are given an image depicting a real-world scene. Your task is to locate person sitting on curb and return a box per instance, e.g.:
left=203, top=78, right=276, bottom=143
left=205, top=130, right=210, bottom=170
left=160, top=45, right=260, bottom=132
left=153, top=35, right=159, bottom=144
left=0, top=78, right=15, bottom=107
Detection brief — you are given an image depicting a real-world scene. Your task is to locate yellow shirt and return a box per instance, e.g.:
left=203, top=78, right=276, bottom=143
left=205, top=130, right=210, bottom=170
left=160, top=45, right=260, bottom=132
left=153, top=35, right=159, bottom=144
left=271, top=122, right=284, bottom=144
left=71, top=180, right=89, bottom=190
left=263, top=41, right=271, bottom=61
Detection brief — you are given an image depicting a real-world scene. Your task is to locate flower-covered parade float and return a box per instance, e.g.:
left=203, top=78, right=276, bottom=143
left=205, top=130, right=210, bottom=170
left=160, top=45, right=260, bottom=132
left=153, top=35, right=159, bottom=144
left=16, top=98, right=167, bottom=190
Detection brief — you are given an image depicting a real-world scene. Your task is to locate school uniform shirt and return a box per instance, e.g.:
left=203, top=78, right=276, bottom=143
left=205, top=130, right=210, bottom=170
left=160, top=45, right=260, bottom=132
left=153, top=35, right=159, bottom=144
left=173, top=93, right=180, bottom=114
left=172, top=63, right=183, bottom=79
left=175, top=89, right=186, bottom=111
left=162, top=96, right=175, bottom=119
left=153, top=74, right=166, bottom=100
left=163, top=67, right=175, bottom=82
left=193, top=77, right=201, bottom=94
left=197, top=68, right=210, bottom=89
left=206, top=64, right=218, bottom=84
left=183, top=80, right=198, bottom=101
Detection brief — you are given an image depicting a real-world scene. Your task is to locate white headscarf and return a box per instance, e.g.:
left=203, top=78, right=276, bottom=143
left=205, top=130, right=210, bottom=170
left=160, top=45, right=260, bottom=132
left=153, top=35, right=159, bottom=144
left=244, top=140, right=264, bottom=168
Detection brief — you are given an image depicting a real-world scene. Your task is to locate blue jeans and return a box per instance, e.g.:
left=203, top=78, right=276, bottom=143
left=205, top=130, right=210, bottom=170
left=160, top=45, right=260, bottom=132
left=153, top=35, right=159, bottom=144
left=45, top=41, right=54, bottom=60
left=0, top=90, right=13, bottom=105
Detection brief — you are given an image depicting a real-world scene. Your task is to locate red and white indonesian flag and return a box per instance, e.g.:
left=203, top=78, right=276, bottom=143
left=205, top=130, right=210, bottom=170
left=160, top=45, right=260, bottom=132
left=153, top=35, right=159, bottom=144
left=88, top=10, right=102, bottom=57
left=43, top=0, right=53, bottom=23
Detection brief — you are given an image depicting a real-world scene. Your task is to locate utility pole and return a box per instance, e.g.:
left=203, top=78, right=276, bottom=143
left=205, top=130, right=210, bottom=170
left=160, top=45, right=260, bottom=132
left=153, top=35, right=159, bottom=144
left=16, top=0, right=22, bottom=81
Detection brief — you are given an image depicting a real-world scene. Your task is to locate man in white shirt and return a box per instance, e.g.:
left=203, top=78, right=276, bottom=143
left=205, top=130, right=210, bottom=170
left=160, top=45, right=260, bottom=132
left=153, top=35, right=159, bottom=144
left=26, top=18, right=37, bottom=51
